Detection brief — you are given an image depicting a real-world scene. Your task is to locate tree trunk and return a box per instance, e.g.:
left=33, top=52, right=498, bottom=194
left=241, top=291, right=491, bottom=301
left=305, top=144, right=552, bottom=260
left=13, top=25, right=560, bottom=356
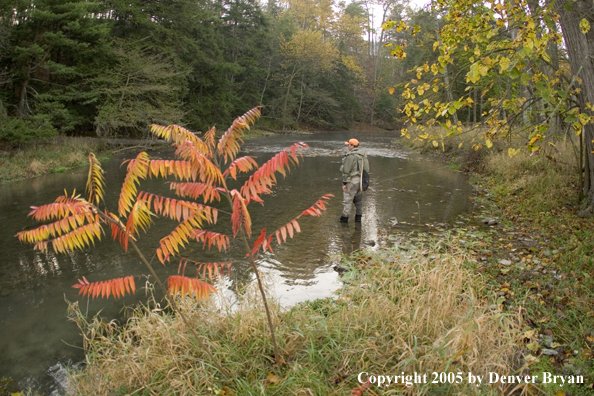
left=282, top=64, right=298, bottom=130
left=473, top=87, right=477, bottom=123
left=17, top=63, right=32, bottom=117
left=557, top=0, right=594, bottom=205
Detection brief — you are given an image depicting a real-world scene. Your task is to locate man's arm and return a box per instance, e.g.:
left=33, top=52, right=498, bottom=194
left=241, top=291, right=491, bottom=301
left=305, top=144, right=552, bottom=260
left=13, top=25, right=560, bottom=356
left=341, top=154, right=355, bottom=183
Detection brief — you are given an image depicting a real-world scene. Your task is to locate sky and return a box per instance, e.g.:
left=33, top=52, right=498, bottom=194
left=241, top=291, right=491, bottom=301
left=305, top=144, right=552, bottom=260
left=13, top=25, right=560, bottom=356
left=368, top=0, right=431, bottom=30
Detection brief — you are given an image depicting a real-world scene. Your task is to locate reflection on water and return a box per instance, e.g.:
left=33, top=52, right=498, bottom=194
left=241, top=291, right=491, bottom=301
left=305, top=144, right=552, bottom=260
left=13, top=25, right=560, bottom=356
left=0, top=131, right=473, bottom=393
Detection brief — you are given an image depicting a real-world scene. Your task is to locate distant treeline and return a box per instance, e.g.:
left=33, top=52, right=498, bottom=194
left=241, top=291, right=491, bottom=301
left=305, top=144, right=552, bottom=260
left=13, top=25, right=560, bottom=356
left=0, top=0, right=425, bottom=144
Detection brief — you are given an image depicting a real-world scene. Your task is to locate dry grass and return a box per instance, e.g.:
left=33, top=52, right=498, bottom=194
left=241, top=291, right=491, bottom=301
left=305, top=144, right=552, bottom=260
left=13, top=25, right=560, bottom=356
left=67, top=241, right=521, bottom=396
left=482, top=140, right=579, bottom=214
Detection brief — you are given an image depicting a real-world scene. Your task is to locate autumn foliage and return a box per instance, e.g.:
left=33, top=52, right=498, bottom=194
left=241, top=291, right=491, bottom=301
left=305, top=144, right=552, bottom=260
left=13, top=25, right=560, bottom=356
left=16, top=107, right=332, bottom=304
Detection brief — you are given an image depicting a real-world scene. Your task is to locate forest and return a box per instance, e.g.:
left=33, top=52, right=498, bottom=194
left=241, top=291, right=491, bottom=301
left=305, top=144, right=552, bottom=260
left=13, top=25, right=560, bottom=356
left=0, top=0, right=417, bottom=143
left=3, top=0, right=594, bottom=208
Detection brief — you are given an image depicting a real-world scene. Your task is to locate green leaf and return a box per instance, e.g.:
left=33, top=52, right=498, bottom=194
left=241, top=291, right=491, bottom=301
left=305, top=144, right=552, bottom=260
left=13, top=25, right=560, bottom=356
left=564, top=1, right=572, bottom=12
left=510, top=68, right=521, bottom=79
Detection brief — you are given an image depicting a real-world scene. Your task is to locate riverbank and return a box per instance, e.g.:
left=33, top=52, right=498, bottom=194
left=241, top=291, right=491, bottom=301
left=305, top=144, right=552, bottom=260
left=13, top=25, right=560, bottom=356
left=67, top=238, right=518, bottom=395
left=59, top=130, right=594, bottom=395
left=402, top=133, right=594, bottom=395
left=0, top=137, right=111, bottom=184
left=0, top=128, right=309, bottom=184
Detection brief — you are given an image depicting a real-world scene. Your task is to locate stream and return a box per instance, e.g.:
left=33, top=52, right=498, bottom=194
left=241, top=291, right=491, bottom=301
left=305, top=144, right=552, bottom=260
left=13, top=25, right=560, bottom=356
left=0, top=131, right=473, bottom=394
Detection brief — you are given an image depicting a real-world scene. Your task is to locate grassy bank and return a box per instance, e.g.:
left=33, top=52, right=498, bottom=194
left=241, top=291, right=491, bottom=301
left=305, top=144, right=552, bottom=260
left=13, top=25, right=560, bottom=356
left=67, top=241, right=519, bottom=395
left=475, top=146, right=594, bottom=395
left=0, top=137, right=109, bottom=183
left=0, top=129, right=297, bottom=184
left=405, top=131, right=594, bottom=395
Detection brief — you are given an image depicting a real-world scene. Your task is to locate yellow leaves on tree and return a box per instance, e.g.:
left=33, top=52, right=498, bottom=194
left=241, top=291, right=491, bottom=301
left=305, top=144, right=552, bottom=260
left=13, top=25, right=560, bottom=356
left=281, top=29, right=339, bottom=72
left=580, top=18, right=590, bottom=34
left=284, top=0, right=334, bottom=31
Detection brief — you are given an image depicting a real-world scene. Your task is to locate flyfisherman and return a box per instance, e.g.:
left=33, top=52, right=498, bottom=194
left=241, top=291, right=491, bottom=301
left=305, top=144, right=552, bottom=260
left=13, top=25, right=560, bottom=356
left=340, top=138, right=369, bottom=223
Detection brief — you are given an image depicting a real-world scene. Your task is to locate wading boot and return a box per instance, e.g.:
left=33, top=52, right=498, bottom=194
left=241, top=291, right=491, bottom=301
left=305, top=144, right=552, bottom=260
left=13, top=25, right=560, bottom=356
left=355, top=215, right=362, bottom=222
left=340, top=215, right=349, bottom=223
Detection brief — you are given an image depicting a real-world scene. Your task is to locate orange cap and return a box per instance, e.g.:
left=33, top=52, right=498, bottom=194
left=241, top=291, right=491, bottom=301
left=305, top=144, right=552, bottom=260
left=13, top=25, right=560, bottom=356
left=345, top=138, right=359, bottom=146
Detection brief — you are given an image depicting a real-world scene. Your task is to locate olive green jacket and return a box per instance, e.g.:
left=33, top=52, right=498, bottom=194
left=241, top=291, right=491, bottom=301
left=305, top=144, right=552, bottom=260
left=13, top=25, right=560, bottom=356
left=340, top=147, right=369, bottom=183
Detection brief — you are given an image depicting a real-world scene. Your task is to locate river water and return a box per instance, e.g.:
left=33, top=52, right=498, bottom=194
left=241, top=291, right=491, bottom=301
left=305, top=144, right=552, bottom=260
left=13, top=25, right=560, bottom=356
left=0, top=131, right=473, bottom=394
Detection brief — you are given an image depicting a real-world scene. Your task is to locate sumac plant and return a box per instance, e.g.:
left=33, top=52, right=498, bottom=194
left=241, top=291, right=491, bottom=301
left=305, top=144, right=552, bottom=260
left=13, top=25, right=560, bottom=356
left=16, top=107, right=333, bottom=374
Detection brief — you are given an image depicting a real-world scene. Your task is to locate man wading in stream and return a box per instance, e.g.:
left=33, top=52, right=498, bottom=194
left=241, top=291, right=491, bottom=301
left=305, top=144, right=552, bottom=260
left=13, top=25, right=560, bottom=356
left=340, top=138, right=369, bottom=223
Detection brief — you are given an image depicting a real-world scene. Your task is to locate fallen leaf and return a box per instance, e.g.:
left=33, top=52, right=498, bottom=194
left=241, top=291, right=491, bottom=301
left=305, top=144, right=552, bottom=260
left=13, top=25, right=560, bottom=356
left=221, top=386, right=235, bottom=396
left=524, top=354, right=540, bottom=363
left=526, top=341, right=540, bottom=352
left=265, top=373, right=281, bottom=386
left=523, top=330, right=536, bottom=340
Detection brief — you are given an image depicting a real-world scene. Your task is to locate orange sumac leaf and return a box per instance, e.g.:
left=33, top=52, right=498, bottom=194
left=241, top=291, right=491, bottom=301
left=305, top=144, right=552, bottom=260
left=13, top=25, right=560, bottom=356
left=168, top=182, right=222, bottom=203
left=231, top=190, right=251, bottom=237
left=222, top=156, right=258, bottom=180
left=149, top=124, right=210, bottom=155
left=250, top=229, right=274, bottom=256
left=271, top=194, right=333, bottom=248
left=27, top=199, right=92, bottom=222
left=174, top=141, right=223, bottom=185
left=104, top=210, right=128, bottom=249
left=138, top=192, right=217, bottom=224
left=178, top=259, right=233, bottom=281
left=301, top=194, right=334, bottom=217
left=72, top=276, right=135, bottom=300
left=204, top=126, right=216, bottom=150
left=217, top=107, right=261, bottom=164
left=167, top=275, right=216, bottom=301
left=240, top=142, right=308, bottom=203
left=148, top=160, right=195, bottom=181
left=194, top=230, right=230, bottom=251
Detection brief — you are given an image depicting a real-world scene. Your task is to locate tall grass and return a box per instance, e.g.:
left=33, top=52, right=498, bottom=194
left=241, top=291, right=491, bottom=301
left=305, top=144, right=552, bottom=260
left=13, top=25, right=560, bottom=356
left=67, top=241, right=520, bottom=395
left=482, top=140, right=580, bottom=216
